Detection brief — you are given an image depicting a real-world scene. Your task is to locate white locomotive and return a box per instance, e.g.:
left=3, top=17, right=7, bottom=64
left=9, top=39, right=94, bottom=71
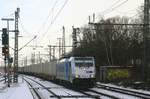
left=19, top=56, right=96, bottom=86
left=57, top=57, right=96, bottom=85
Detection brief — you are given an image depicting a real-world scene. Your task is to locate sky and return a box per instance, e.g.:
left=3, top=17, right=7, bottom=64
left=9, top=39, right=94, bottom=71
left=0, top=0, right=144, bottom=65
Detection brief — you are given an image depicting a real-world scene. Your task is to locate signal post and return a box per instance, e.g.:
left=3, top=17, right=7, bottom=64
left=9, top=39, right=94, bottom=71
left=1, top=8, right=20, bottom=87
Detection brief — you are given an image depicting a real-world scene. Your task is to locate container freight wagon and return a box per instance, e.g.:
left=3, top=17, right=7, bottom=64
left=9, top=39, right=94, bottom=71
left=19, top=61, right=57, bottom=80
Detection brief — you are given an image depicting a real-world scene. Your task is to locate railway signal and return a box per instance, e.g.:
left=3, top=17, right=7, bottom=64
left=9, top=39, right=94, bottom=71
left=2, top=28, right=9, bottom=55
left=2, top=28, right=8, bottom=45
left=1, top=15, right=15, bottom=87
left=2, top=46, right=9, bottom=55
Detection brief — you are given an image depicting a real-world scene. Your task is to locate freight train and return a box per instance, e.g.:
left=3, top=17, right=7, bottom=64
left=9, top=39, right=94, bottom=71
left=19, top=56, right=96, bottom=86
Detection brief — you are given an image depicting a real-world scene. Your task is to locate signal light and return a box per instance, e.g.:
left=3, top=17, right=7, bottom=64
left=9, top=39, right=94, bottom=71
left=2, top=28, right=8, bottom=45
left=2, top=46, right=9, bottom=55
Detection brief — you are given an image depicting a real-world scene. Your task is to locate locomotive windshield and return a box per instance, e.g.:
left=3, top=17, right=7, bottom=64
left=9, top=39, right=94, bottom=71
left=74, top=57, right=93, bottom=61
left=74, top=57, right=94, bottom=67
left=75, top=62, right=93, bottom=67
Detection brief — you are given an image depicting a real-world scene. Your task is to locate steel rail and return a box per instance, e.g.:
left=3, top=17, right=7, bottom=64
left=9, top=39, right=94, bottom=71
left=96, top=84, right=150, bottom=99
left=24, top=76, right=60, bottom=98
left=23, top=78, right=43, bottom=99
left=24, top=76, right=99, bottom=99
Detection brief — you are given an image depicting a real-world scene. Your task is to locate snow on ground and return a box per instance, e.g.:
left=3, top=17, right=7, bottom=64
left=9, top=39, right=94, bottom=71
left=26, top=76, right=88, bottom=98
left=0, top=75, right=3, bottom=78
left=91, top=87, right=140, bottom=99
left=0, top=77, right=33, bottom=99
left=37, top=79, right=85, bottom=96
left=97, top=82, right=150, bottom=95
left=2, top=75, right=150, bottom=99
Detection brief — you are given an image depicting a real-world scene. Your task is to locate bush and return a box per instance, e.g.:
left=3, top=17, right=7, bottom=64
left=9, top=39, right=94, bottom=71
left=106, top=69, right=129, bottom=81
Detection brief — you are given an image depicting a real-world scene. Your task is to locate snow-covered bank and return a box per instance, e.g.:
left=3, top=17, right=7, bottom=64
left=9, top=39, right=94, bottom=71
left=0, top=78, right=33, bottom=99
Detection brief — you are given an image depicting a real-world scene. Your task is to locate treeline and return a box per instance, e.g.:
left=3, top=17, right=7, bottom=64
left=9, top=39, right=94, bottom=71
left=73, top=16, right=143, bottom=68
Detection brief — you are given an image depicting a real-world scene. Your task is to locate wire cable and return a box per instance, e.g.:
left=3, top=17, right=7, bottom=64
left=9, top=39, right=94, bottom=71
left=38, top=0, right=70, bottom=44
left=100, top=0, right=122, bottom=14
left=19, top=18, right=32, bottom=36
left=37, top=0, right=59, bottom=34
left=95, top=0, right=129, bottom=20
left=18, top=36, right=37, bottom=51
left=104, top=0, right=129, bottom=15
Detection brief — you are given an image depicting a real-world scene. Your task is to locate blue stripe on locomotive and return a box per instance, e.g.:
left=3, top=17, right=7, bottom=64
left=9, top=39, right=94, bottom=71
left=56, top=58, right=71, bottom=81
left=65, top=60, right=70, bottom=81
left=65, top=61, right=68, bottom=80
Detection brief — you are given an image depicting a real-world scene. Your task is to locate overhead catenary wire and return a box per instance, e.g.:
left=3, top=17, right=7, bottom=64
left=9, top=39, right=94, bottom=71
left=116, top=8, right=138, bottom=15
left=95, top=0, right=129, bottom=21
left=19, top=18, right=32, bottom=36
left=100, top=0, right=122, bottom=14
left=17, top=0, right=60, bottom=51
left=35, top=0, right=62, bottom=42
left=38, top=0, right=70, bottom=45
left=17, top=0, right=60, bottom=53
left=82, top=0, right=123, bottom=27
left=2, top=12, right=15, bottom=18
left=18, top=36, right=37, bottom=51
left=102, top=0, right=129, bottom=16
left=82, top=0, right=129, bottom=28
left=37, top=0, right=59, bottom=34
left=104, top=0, right=129, bottom=14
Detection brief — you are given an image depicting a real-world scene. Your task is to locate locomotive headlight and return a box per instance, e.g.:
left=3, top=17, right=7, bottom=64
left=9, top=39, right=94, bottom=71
left=90, top=74, right=94, bottom=78
left=75, top=75, right=80, bottom=78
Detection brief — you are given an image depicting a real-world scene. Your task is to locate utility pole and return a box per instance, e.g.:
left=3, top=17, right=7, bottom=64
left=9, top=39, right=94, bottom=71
left=24, top=56, right=27, bottom=66
left=72, top=26, right=80, bottom=56
left=49, top=45, right=57, bottom=61
left=48, top=45, right=52, bottom=62
left=1, top=18, right=14, bottom=87
left=14, top=8, right=20, bottom=83
left=72, top=26, right=77, bottom=50
left=53, top=46, right=56, bottom=60
left=143, top=0, right=150, bottom=80
left=93, top=13, right=95, bottom=23
left=62, top=26, right=66, bottom=56
left=38, top=51, right=40, bottom=63
left=57, top=38, right=62, bottom=59
left=48, top=44, right=73, bottom=60
left=31, top=53, right=35, bottom=64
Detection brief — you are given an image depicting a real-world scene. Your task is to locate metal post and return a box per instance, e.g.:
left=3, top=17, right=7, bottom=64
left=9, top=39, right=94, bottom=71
left=143, top=0, right=150, bottom=80
left=26, top=56, right=27, bottom=66
left=4, top=56, right=6, bottom=83
left=72, top=26, right=78, bottom=56
left=62, top=26, right=66, bottom=56
left=1, top=18, right=14, bottom=87
left=38, top=51, right=40, bottom=63
left=58, top=38, right=62, bottom=59
left=48, top=45, right=52, bottom=62
left=14, top=8, right=20, bottom=83
left=53, top=46, right=56, bottom=60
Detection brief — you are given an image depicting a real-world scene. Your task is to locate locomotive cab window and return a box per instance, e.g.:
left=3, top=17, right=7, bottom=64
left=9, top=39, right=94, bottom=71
left=75, top=62, right=93, bottom=67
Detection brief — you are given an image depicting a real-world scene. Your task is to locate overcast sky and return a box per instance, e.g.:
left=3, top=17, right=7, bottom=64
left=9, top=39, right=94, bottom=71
left=0, top=0, right=144, bottom=63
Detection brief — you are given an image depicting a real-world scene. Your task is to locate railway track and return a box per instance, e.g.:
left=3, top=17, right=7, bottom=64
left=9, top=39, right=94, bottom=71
left=24, top=76, right=99, bottom=99
left=96, top=83, right=150, bottom=99
left=0, top=76, right=6, bottom=83
left=0, top=79, right=5, bottom=82
left=70, top=87, right=120, bottom=99
left=23, top=75, right=150, bottom=99
left=86, top=89, right=120, bottom=99
left=24, top=78, right=43, bottom=99
left=47, top=78, right=121, bottom=99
